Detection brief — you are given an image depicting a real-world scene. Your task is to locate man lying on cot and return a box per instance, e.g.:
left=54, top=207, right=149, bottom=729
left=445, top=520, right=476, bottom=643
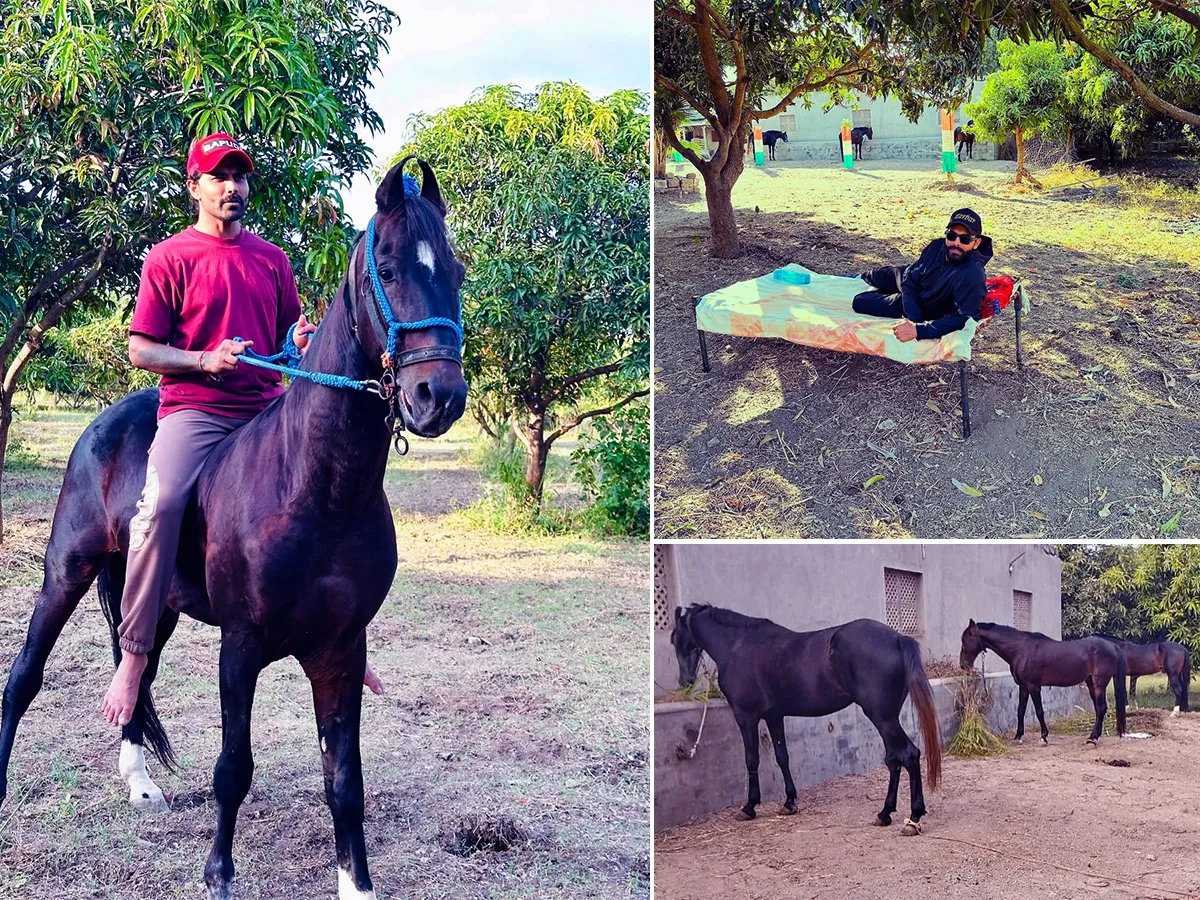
left=852, top=208, right=992, bottom=342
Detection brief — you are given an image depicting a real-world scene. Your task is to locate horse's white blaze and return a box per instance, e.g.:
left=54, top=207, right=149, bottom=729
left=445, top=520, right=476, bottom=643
left=416, top=241, right=436, bottom=275
left=338, top=868, right=376, bottom=899
left=119, top=740, right=167, bottom=812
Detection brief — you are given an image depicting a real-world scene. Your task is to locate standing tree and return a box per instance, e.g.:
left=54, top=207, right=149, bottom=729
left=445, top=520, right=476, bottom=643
left=965, top=40, right=1072, bottom=186
left=1112, top=544, right=1200, bottom=656
left=396, top=83, right=649, bottom=504
left=654, top=0, right=995, bottom=258
left=0, top=0, right=398, bottom=541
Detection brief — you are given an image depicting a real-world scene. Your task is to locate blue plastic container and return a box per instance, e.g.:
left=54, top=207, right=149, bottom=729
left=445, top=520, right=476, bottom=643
left=773, top=268, right=811, bottom=285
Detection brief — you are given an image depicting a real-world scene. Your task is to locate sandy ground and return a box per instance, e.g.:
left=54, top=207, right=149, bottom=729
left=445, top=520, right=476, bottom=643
left=655, top=711, right=1200, bottom=900
left=653, top=158, right=1200, bottom=539
left=0, top=410, right=649, bottom=899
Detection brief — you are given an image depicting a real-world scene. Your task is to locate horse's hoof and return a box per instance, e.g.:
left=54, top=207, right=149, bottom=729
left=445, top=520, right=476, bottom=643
left=130, top=786, right=169, bottom=814
left=1014, top=736, right=1023, bottom=744
left=779, top=805, right=796, bottom=816
left=873, top=814, right=891, bottom=827
left=1085, top=738, right=1098, bottom=747
left=1172, top=706, right=1180, bottom=718
left=739, top=808, right=756, bottom=820
left=206, top=882, right=232, bottom=900
left=900, top=823, right=920, bottom=837
left=1040, top=737, right=1049, bottom=746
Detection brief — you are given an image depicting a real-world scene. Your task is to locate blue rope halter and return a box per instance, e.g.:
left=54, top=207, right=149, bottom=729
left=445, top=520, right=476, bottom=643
left=234, top=172, right=464, bottom=449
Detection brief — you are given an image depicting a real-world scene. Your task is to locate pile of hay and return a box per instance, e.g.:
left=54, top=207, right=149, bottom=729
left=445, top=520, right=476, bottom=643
left=947, top=671, right=1009, bottom=757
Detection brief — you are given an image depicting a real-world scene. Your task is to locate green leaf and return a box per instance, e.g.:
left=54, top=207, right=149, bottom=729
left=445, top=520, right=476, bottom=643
left=863, top=474, right=885, bottom=489
left=1161, top=513, right=1181, bottom=534
left=952, top=478, right=983, bottom=497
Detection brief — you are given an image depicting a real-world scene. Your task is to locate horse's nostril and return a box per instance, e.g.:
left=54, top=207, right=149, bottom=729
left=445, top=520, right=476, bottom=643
left=416, top=381, right=433, bottom=405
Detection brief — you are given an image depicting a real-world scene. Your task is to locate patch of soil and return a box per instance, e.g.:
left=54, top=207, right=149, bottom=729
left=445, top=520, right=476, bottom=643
left=656, top=714, right=1200, bottom=899
left=439, top=813, right=531, bottom=857
left=654, top=159, right=1200, bottom=538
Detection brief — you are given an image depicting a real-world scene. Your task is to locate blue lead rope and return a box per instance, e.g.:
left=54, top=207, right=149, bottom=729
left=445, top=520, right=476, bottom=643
left=232, top=339, right=378, bottom=392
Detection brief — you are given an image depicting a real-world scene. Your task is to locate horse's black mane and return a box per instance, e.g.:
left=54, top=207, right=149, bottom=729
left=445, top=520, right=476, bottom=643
left=355, top=192, right=457, bottom=274
left=685, top=603, right=775, bottom=630
left=976, top=621, right=1055, bottom=641
left=1095, top=633, right=1133, bottom=645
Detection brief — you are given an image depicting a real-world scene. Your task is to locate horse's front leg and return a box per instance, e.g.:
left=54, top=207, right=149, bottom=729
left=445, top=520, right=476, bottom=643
left=732, top=710, right=761, bottom=820
left=1030, top=687, right=1049, bottom=744
left=203, top=632, right=264, bottom=900
left=303, top=631, right=375, bottom=900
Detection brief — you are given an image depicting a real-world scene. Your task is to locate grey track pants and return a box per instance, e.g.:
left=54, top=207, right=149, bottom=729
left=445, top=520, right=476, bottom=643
left=118, top=409, right=246, bottom=655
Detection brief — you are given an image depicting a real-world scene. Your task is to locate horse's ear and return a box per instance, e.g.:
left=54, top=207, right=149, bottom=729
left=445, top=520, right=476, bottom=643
left=417, top=159, right=446, bottom=217
left=674, top=607, right=682, bottom=624
left=968, top=618, right=977, bottom=628
left=375, top=158, right=413, bottom=225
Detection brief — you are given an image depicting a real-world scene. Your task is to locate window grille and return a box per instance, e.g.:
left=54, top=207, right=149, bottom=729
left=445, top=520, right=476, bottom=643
left=654, top=545, right=678, bottom=631
left=1013, top=590, right=1032, bottom=632
left=779, top=114, right=796, bottom=132
left=852, top=109, right=873, bottom=128
left=884, top=568, right=922, bottom=637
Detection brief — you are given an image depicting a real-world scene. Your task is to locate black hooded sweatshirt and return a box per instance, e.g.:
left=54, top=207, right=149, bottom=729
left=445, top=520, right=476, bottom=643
left=901, top=235, right=994, bottom=339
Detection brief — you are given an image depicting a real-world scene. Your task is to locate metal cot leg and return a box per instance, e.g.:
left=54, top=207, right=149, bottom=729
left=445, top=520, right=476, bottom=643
left=694, top=297, right=711, bottom=372
left=960, top=359, right=971, bottom=439
left=1015, top=285, right=1025, bottom=367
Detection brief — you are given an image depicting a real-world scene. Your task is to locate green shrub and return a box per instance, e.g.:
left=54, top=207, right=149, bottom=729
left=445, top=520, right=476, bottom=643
left=571, top=403, right=649, bottom=537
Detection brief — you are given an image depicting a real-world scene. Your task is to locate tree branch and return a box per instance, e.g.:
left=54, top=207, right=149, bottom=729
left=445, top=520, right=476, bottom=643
left=1149, top=0, right=1200, bottom=32
left=547, top=360, right=629, bottom=404
left=752, top=55, right=876, bottom=121
left=0, top=250, right=98, bottom=372
left=692, top=0, right=732, bottom=124
left=544, top=388, right=650, bottom=447
left=660, top=119, right=710, bottom=175
left=654, top=71, right=719, bottom=132
left=1050, top=0, right=1200, bottom=128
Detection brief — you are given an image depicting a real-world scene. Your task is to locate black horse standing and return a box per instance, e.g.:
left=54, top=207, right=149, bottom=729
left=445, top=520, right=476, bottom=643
left=673, top=605, right=941, bottom=834
left=0, top=159, right=468, bottom=900
left=1098, top=635, right=1190, bottom=713
left=838, top=126, right=873, bottom=161
left=954, top=121, right=976, bottom=161
left=960, top=620, right=1127, bottom=745
left=762, top=129, right=788, bottom=160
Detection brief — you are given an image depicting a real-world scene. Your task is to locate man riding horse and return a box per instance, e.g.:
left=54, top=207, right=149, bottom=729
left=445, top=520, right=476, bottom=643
left=102, top=133, right=380, bottom=728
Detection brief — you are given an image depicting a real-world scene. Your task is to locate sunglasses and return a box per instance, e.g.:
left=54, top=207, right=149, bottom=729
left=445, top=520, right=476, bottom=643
left=945, top=230, right=975, bottom=245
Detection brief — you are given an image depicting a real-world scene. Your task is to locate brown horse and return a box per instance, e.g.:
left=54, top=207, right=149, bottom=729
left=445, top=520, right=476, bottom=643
left=1098, top=636, right=1190, bottom=714
left=960, top=620, right=1127, bottom=745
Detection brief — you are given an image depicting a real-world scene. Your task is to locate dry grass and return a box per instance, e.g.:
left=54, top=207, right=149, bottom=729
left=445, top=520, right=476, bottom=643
left=0, top=407, right=650, bottom=899
left=946, top=673, right=1009, bottom=757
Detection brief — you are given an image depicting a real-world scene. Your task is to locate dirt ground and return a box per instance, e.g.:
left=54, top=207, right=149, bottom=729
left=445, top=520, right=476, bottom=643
left=0, top=408, right=650, bottom=899
left=655, top=711, right=1200, bottom=900
left=653, top=158, right=1200, bottom=539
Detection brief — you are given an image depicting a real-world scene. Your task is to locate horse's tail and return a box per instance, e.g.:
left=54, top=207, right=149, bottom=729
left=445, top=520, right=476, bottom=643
left=1113, top=647, right=1128, bottom=736
left=902, top=637, right=941, bottom=789
left=97, top=553, right=176, bottom=771
left=1181, top=647, right=1191, bottom=712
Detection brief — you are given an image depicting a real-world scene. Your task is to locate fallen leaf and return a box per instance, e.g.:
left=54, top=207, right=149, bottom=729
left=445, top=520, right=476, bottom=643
left=952, top=478, right=983, bottom=497
left=1161, top=512, right=1181, bottom=534
left=926, top=400, right=941, bottom=413
left=863, top=474, right=885, bottom=489
left=1162, top=472, right=1172, bottom=500
left=877, top=418, right=897, bottom=431
left=1098, top=503, right=1112, bottom=518
left=867, top=440, right=897, bottom=460
left=1027, top=510, right=1047, bottom=520
left=1034, top=474, right=1043, bottom=485
left=758, top=435, right=775, bottom=448
left=1082, top=365, right=1104, bottom=373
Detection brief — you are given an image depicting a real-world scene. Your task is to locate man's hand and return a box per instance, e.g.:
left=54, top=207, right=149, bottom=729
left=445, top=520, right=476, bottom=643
left=893, top=320, right=918, bottom=343
left=200, top=338, right=252, bottom=374
left=293, top=313, right=317, bottom=356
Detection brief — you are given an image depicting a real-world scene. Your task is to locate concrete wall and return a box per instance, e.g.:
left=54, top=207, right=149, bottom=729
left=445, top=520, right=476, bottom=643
left=655, top=673, right=1090, bottom=831
left=682, top=85, right=997, bottom=163
left=653, top=543, right=1062, bottom=694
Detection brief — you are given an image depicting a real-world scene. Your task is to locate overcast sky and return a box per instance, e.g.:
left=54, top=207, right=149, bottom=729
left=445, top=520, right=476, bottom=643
left=340, top=1, right=651, bottom=228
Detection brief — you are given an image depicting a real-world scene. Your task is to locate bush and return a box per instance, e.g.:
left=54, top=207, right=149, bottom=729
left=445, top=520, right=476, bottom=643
left=571, top=403, right=649, bottom=537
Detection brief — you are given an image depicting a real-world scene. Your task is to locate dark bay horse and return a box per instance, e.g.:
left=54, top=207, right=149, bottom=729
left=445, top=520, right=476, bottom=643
left=0, top=159, right=468, bottom=900
left=673, top=605, right=941, bottom=835
left=762, top=129, right=788, bottom=160
left=959, top=620, right=1127, bottom=746
left=838, top=126, right=873, bottom=161
left=1098, top=636, right=1190, bottom=714
left=954, top=121, right=976, bottom=161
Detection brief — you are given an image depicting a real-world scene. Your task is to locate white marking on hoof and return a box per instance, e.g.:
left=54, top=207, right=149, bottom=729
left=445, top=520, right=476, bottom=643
left=206, top=884, right=231, bottom=900
left=119, top=740, right=168, bottom=813
left=1172, top=705, right=1180, bottom=717
left=338, top=868, right=377, bottom=899
left=416, top=241, right=436, bottom=275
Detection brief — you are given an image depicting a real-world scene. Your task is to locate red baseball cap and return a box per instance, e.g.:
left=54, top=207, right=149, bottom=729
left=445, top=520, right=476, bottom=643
left=186, top=132, right=253, bottom=177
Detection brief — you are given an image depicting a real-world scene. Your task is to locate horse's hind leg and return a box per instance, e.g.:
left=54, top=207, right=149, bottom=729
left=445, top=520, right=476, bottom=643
left=0, top=531, right=110, bottom=803
left=764, top=716, right=797, bottom=815
left=1014, top=685, right=1029, bottom=742
left=302, top=632, right=377, bottom=900
left=203, top=632, right=264, bottom=900
left=98, top=558, right=179, bottom=813
left=871, top=718, right=924, bottom=833
left=1087, top=676, right=1109, bottom=745
left=1129, top=675, right=1138, bottom=708
left=732, top=710, right=762, bottom=820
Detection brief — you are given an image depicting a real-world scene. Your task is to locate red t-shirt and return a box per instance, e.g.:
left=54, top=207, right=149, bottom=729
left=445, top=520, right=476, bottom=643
left=130, top=226, right=302, bottom=419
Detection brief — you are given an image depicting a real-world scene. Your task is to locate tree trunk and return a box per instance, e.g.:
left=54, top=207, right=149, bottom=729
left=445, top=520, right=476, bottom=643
left=0, top=388, right=12, bottom=544
left=654, top=128, right=669, bottom=180
left=1015, top=127, right=1026, bottom=184
left=524, top=408, right=548, bottom=504
left=702, top=167, right=742, bottom=258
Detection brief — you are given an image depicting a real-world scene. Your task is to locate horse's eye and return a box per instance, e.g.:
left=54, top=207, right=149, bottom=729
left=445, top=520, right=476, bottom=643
left=378, top=267, right=395, bottom=283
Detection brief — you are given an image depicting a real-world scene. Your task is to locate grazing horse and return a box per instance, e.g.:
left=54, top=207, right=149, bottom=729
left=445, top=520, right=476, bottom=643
left=762, top=129, right=788, bottom=160
left=954, top=120, right=976, bottom=161
left=959, top=620, right=1127, bottom=746
left=1097, top=636, right=1191, bottom=714
left=0, top=158, right=469, bottom=900
left=839, top=126, right=873, bottom=161
left=673, top=605, right=940, bottom=835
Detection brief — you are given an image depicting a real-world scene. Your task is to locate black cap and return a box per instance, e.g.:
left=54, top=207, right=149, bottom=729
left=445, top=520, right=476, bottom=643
left=947, top=208, right=983, bottom=237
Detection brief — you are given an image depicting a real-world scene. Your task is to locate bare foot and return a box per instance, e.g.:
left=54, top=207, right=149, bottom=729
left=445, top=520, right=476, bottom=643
left=103, top=652, right=148, bottom=727
left=363, top=661, right=384, bottom=695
